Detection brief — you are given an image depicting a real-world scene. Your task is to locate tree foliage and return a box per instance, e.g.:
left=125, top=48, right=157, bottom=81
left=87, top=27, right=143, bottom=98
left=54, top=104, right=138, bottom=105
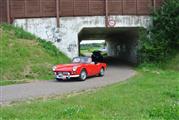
left=138, top=0, right=179, bottom=63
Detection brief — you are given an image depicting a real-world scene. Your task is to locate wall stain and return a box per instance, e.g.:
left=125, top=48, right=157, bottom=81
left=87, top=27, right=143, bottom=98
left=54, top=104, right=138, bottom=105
left=67, top=44, right=77, bottom=52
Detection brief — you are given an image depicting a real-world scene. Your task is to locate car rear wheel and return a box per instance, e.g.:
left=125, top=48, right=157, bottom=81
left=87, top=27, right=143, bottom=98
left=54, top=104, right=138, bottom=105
left=99, top=68, right=105, bottom=77
left=79, top=69, right=87, bottom=81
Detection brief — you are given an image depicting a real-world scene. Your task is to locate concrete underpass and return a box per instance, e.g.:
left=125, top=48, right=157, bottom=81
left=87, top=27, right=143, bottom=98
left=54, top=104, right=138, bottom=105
left=14, top=16, right=151, bottom=60
left=1, top=27, right=139, bottom=104
left=79, top=27, right=140, bottom=64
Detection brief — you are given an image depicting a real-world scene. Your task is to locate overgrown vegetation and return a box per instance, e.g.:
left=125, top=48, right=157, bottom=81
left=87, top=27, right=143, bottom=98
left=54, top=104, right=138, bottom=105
left=1, top=56, right=179, bottom=119
left=138, top=0, right=179, bottom=63
left=165, top=53, right=179, bottom=71
left=0, top=24, right=70, bottom=85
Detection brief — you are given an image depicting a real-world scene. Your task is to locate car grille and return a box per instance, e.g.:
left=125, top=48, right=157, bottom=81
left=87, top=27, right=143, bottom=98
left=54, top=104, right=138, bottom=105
left=63, top=72, right=70, bottom=75
left=57, top=72, right=70, bottom=75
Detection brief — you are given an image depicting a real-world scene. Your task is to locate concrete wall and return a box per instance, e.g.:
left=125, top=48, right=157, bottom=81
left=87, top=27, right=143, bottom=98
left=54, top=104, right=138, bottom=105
left=13, top=16, right=151, bottom=60
left=106, top=34, right=138, bottom=64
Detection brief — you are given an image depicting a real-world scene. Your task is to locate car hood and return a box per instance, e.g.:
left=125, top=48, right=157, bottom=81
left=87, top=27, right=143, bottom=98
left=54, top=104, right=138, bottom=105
left=54, top=64, right=82, bottom=71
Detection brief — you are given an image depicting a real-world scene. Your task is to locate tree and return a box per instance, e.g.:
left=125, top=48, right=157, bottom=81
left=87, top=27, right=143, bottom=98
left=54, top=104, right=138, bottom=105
left=138, top=0, right=179, bottom=63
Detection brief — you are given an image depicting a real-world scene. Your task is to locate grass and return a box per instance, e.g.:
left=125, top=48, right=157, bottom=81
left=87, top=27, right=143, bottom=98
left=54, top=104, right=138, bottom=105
left=0, top=24, right=178, bottom=119
left=165, top=53, right=179, bottom=71
left=0, top=24, right=70, bottom=85
left=0, top=56, right=179, bottom=120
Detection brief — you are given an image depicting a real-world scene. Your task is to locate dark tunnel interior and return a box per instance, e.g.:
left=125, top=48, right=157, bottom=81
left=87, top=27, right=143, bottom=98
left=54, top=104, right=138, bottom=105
left=78, top=27, right=143, bottom=65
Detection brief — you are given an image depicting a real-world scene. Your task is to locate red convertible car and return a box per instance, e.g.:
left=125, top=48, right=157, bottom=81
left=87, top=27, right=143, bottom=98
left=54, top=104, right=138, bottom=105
left=52, top=57, right=107, bottom=81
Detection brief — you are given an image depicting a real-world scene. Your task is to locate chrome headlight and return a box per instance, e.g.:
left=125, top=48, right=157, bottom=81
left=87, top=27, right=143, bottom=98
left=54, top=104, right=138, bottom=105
left=72, top=66, right=78, bottom=72
left=52, top=66, right=57, bottom=71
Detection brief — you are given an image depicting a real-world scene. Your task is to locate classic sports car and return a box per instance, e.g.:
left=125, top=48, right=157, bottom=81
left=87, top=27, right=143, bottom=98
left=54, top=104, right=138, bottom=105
left=52, top=56, right=107, bottom=81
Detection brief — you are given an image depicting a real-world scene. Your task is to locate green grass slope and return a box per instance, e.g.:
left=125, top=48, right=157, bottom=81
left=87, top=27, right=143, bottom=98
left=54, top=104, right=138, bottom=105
left=0, top=24, right=70, bottom=85
left=1, top=54, right=179, bottom=119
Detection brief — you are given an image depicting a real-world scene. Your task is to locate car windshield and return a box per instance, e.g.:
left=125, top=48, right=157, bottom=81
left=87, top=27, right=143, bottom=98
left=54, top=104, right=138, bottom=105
left=72, top=57, right=92, bottom=64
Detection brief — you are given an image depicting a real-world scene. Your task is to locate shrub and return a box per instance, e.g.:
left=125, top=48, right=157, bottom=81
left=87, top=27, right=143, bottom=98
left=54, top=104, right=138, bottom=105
left=138, top=0, right=179, bottom=63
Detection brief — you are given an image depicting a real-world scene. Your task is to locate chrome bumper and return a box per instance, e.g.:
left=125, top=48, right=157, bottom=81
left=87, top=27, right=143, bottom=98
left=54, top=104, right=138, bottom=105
left=56, top=75, right=80, bottom=80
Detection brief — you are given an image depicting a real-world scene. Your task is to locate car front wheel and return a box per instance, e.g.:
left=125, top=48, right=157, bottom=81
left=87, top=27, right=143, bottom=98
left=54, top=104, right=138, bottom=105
left=79, top=69, right=87, bottom=81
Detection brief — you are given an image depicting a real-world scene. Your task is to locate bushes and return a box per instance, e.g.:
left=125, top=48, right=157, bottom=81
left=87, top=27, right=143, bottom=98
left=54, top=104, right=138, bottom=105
left=138, top=0, right=179, bottom=63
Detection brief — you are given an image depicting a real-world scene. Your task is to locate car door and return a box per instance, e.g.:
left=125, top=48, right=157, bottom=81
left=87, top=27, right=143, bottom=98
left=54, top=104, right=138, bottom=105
left=85, top=63, right=98, bottom=76
left=93, top=63, right=102, bottom=75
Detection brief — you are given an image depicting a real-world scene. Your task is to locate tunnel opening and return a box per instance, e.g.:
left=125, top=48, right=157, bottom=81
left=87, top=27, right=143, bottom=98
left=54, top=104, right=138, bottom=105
left=78, top=27, right=142, bottom=65
left=80, top=40, right=106, bottom=56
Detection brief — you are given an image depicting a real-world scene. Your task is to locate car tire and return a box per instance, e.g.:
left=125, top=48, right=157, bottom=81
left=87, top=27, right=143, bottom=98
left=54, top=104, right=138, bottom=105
left=79, top=69, right=87, bottom=81
left=99, top=68, right=105, bottom=77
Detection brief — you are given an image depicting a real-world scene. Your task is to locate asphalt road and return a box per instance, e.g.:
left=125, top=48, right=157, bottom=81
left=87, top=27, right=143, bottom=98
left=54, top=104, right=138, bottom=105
left=0, top=58, right=136, bottom=105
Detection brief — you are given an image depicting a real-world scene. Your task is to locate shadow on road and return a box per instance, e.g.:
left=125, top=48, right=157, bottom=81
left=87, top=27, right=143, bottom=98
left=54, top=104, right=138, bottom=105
left=54, top=76, right=101, bottom=83
left=53, top=78, right=81, bottom=83
left=103, top=57, right=135, bottom=67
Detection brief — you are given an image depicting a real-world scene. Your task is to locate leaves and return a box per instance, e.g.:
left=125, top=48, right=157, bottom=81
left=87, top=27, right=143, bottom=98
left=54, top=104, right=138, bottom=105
left=138, top=0, right=179, bottom=63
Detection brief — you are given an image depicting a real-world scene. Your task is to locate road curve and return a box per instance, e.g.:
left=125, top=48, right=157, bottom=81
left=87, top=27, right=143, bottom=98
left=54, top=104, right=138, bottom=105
left=1, top=58, right=136, bottom=104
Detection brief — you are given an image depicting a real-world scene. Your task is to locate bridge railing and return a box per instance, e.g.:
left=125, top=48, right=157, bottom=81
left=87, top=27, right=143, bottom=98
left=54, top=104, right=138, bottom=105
left=0, top=0, right=164, bottom=24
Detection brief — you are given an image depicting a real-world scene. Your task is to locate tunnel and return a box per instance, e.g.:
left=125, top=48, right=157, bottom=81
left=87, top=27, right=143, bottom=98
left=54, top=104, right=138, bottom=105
left=78, top=27, right=141, bottom=65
